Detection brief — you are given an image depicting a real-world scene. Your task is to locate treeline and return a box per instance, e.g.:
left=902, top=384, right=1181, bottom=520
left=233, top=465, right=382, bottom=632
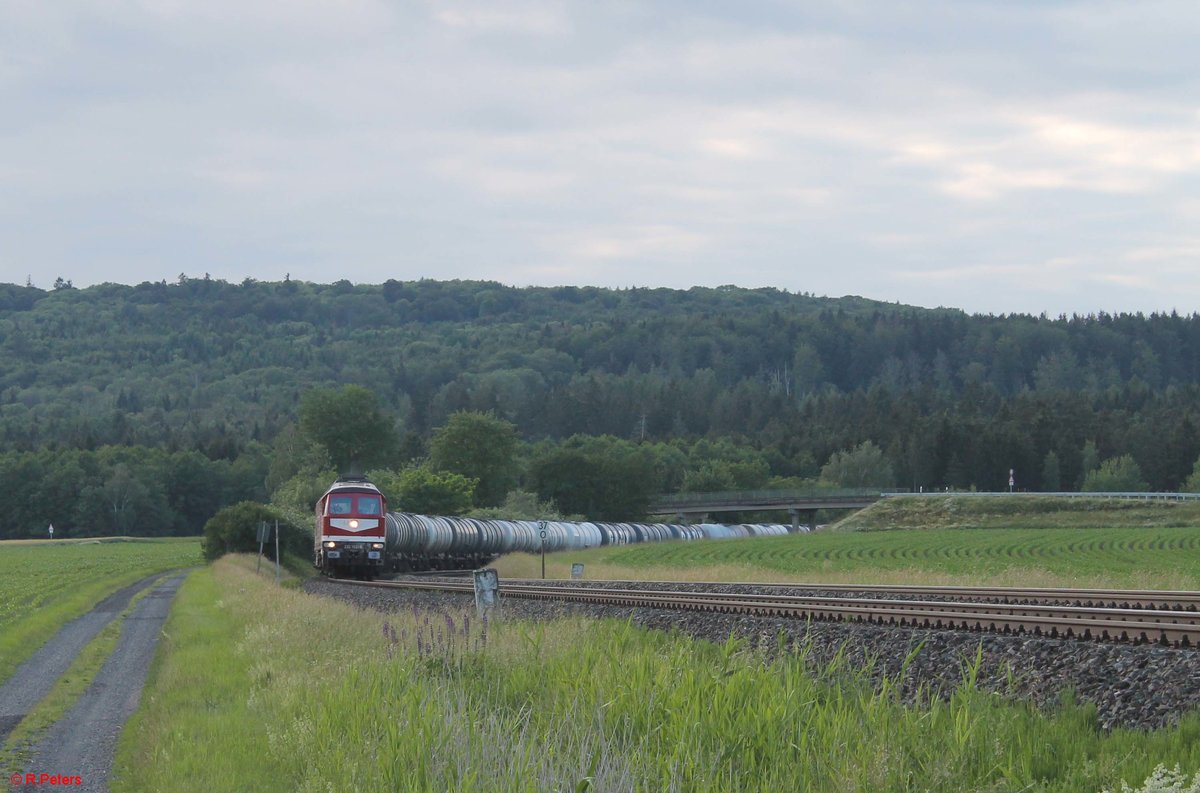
left=3, top=277, right=1200, bottom=535
left=270, top=403, right=793, bottom=524
left=5, top=278, right=1200, bottom=454
left=0, top=447, right=266, bottom=539
left=790, top=385, right=1200, bottom=493
left=271, top=397, right=1200, bottom=529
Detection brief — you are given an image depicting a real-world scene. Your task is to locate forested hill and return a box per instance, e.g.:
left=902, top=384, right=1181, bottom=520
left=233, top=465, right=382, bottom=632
left=2, top=277, right=1200, bottom=537
left=1, top=278, right=901, bottom=453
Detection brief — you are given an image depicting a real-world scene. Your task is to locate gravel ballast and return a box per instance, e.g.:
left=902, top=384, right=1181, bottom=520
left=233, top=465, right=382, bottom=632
left=304, top=577, right=1200, bottom=732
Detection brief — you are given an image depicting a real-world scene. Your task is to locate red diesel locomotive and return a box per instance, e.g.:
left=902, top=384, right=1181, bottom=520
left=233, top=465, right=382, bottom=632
left=313, top=476, right=387, bottom=578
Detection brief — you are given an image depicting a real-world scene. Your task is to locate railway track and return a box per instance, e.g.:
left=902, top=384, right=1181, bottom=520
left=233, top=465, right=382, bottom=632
left=495, top=578, right=1200, bottom=611
left=339, top=577, right=1200, bottom=647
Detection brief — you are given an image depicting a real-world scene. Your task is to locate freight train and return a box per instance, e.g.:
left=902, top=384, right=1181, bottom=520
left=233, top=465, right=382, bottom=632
left=313, top=476, right=797, bottom=578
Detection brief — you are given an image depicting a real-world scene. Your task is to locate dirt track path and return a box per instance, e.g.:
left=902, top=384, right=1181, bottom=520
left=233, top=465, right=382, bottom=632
left=8, top=574, right=186, bottom=793
left=0, top=574, right=166, bottom=744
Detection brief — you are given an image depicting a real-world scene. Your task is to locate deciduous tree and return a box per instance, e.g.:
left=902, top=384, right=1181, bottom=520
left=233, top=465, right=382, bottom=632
left=429, top=411, right=517, bottom=507
left=819, top=441, right=894, bottom=489
left=299, top=385, right=398, bottom=473
left=1081, top=456, right=1148, bottom=492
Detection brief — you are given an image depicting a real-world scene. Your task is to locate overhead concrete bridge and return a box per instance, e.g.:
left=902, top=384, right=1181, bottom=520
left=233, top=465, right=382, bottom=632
left=646, top=489, right=898, bottom=532
left=647, top=490, right=1200, bottom=532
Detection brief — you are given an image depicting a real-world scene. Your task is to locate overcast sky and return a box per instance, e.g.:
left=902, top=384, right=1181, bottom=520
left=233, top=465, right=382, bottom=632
left=2, top=1, right=1197, bottom=315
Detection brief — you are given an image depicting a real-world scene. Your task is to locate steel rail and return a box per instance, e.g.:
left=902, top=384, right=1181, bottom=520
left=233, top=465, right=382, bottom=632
left=335, top=578, right=1200, bottom=647
left=483, top=578, right=1200, bottom=610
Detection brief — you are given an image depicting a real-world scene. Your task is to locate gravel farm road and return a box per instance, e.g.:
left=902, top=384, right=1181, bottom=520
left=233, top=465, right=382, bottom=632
left=4, top=574, right=186, bottom=793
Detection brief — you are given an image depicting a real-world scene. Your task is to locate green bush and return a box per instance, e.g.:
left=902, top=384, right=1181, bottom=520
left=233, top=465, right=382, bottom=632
left=201, top=502, right=309, bottom=562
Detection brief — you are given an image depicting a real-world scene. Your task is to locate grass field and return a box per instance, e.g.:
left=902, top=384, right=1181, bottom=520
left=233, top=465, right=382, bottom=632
left=114, top=556, right=1200, bottom=792
left=0, top=538, right=202, bottom=684
left=493, top=524, right=1200, bottom=589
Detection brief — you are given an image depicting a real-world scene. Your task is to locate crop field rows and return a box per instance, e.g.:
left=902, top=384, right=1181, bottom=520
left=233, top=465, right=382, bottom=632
left=571, top=527, right=1200, bottom=588
left=0, top=539, right=202, bottom=684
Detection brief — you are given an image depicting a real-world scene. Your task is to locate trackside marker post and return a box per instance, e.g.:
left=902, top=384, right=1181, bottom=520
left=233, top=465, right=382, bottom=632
left=538, top=521, right=547, bottom=579
left=474, top=568, right=499, bottom=617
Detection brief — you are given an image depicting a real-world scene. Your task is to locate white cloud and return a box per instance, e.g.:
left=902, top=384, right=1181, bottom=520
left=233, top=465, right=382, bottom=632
left=555, top=225, right=710, bottom=261
left=431, top=1, right=570, bottom=36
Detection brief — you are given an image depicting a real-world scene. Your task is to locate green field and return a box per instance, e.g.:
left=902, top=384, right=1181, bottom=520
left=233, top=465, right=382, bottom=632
left=114, top=556, right=1200, bottom=792
left=0, top=538, right=202, bottom=683
left=492, top=523, right=1200, bottom=589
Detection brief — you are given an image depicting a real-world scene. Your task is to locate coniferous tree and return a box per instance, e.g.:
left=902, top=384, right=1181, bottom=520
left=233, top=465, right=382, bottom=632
left=1040, top=451, right=1062, bottom=492
left=1077, top=441, right=1101, bottom=489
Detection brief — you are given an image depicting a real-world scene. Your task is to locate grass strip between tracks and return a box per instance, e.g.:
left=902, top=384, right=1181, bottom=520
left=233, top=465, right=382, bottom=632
left=114, top=554, right=1200, bottom=792
left=0, top=572, right=170, bottom=773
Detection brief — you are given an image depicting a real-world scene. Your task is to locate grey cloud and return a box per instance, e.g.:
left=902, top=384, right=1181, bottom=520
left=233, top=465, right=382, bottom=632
left=1, top=0, right=1197, bottom=315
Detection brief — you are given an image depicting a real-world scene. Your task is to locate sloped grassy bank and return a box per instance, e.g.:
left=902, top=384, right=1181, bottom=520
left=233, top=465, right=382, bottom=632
left=834, top=495, right=1200, bottom=532
left=116, top=556, right=1200, bottom=792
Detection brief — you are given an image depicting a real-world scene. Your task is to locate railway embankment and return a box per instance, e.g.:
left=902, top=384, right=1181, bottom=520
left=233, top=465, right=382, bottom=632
left=306, top=576, right=1200, bottom=732
left=832, top=494, right=1200, bottom=532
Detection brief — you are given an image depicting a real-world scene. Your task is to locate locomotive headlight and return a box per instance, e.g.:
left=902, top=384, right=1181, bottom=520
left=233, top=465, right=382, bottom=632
left=324, top=541, right=337, bottom=549
left=349, top=519, right=359, bottom=529
left=371, top=543, right=384, bottom=550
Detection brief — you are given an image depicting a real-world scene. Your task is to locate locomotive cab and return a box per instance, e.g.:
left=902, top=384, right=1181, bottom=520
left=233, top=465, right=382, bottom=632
left=315, top=477, right=387, bottom=578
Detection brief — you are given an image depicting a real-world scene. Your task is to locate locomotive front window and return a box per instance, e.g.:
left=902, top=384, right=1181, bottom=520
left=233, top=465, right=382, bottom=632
left=357, top=497, right=381, bottom=515
left=329, top=496, right=353, bottom=515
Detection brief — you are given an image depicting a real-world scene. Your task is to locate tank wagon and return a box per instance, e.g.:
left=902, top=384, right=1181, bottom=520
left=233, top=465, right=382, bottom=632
left=314, top=476, right=809, bottom=577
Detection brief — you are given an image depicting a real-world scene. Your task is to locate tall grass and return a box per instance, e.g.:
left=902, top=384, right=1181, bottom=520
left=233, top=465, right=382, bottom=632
left=115, top=556, right=1200, bottom=792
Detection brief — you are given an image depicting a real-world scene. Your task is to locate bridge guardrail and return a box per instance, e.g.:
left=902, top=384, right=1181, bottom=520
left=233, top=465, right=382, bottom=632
left=649, top=488, right=907, bottom=509
left=881, top=491, right=1200, bottom=501
left=649, top=489, right=1200, bottom=511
